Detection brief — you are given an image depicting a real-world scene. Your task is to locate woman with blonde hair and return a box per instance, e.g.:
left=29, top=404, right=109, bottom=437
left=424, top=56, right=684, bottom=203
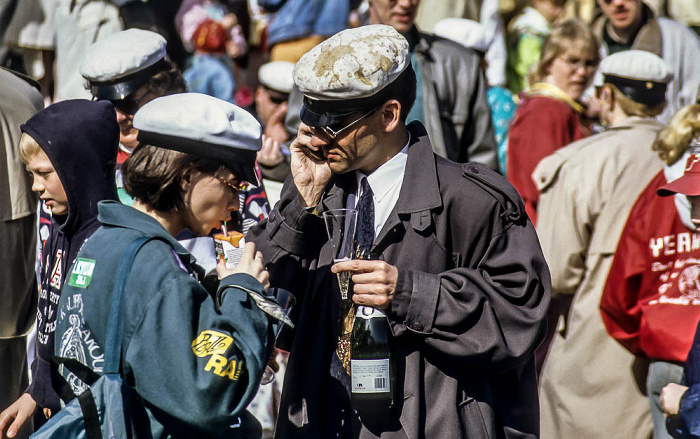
left=654, top=103, right=700, bottom=166
left=506, top=18, right=599, bottom=223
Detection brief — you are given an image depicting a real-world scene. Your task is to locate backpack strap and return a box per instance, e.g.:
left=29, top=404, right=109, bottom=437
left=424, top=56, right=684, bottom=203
left=103, top=236, right=167, bottom=374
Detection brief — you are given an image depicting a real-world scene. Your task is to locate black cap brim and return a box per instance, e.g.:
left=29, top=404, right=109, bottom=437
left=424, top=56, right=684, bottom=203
left=137, top=130, right=260, bottom=186
left=90, top=76, right=149, bottom=101
left=87, top=58, right=169, bottom=101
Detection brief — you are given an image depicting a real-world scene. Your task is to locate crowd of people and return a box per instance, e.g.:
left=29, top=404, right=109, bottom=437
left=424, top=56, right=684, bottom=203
left=1, top=0, right=700, bottom=438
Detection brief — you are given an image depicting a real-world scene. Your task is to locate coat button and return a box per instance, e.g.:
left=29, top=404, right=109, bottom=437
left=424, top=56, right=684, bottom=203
left=269, top=211, right=276, bottom=222
left=412, top=322, right=424, bottom=331
left=468, top=165, right=479, bottom=174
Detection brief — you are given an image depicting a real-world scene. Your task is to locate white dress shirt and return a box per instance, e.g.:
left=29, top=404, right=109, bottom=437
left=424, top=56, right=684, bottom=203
left=346, top=135, right=410, bottom=238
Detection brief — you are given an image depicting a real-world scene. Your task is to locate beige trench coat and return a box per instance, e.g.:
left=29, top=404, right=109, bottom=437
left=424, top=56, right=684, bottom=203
left=534, top=117, right=664, bottom=438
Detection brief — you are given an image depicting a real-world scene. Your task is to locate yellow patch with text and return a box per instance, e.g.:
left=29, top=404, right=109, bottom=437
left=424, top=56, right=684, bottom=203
left=192, top=330, right=242, bottom=381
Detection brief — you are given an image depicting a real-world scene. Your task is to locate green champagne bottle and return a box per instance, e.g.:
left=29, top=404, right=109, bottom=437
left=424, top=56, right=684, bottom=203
left=350, top=305, right=394, bottom=423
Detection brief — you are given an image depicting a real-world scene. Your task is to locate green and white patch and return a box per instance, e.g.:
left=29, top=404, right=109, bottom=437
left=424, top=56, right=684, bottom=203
left=68, top=258, right=96, bottom=288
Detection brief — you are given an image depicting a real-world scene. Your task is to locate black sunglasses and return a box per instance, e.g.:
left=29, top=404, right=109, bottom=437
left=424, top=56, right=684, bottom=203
left=109, top=88, right=153, bottom=115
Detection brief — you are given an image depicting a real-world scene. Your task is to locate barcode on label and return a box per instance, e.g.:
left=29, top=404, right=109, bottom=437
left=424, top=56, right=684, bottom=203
left=374, top=377, right=386, bottom=389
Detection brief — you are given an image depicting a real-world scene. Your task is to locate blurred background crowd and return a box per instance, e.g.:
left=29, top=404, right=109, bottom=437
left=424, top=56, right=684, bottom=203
left=2, top=0, right=700, bottom=438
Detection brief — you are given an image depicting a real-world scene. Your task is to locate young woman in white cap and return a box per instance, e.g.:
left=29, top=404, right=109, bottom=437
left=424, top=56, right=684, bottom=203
left=47, top=93, right=282, bottom=438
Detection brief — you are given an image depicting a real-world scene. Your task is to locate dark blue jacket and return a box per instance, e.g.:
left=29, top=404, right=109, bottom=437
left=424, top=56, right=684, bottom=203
left=23, top=100, right=119, bottom=412
left=669, top=322, right=700, bottom=438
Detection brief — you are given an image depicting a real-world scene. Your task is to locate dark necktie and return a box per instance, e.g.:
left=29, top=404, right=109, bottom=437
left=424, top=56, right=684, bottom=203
left=355, top=177, right=375, bottom=259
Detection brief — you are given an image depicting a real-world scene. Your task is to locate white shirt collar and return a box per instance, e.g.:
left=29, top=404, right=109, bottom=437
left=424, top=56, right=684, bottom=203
left=356, top=134, right=410, bottom=201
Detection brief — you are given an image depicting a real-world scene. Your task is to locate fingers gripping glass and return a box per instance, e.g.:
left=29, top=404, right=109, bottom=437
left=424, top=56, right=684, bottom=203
left=314, top=106, right=380, bottom=139
left=109, top=88, right=153, bottom=115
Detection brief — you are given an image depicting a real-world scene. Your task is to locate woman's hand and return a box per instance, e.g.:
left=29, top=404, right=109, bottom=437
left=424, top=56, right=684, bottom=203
left=289, top=123, right=331, bottom=207
left=0, top=393, right=37, bottom=438
left=217, top=242, right=269, bottom=289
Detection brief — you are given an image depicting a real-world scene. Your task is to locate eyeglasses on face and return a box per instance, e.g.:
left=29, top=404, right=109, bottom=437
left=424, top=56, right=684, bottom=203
left=109, top=88, right=154, bottom=115
left=557, top=56, right=598, bottom=71
left=217, top=176, right=248, bottom=196
left=314, top=106, right=381, bottom=139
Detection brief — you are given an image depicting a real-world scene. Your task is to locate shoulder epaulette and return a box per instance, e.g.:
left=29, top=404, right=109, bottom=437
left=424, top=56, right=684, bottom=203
left=462, top=163, right=526, bottom=225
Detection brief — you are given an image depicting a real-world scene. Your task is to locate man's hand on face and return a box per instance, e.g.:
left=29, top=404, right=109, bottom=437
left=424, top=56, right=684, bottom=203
left=332, top=259, right=398, bottom=311
left=290, top=122, right=332, bottom=208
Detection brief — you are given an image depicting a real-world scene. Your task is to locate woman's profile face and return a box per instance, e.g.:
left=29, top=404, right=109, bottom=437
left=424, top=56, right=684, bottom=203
left=545, top=45, right=598, bottom=101
left=181, top=169, right=242, bottom=236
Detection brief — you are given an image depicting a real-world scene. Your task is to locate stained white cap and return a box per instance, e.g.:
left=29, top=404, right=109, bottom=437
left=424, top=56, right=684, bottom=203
left=80, top=29, right=168, bottom=100
left=258, top=61, right=295, bottom=95
left=294, top=24, right=410, bottom=101
left=596, top=50, right=672, bottom=105
left=294, top=24, right=411, bottom=127
left=133, top=93, right=262, bottom=185
left=432, top=18, right=490, bottom=53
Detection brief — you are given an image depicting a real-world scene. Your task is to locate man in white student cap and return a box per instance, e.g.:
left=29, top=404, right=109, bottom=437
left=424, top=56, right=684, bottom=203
left=249, top=23, right=549, bottom=439
left=535, top=50, right=673, bottom=439
left=81, top=28, right=187, bottom=153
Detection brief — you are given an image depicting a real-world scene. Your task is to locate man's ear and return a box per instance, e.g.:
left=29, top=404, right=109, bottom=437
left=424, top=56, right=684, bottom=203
left=380, top=100, right=402, bottom=133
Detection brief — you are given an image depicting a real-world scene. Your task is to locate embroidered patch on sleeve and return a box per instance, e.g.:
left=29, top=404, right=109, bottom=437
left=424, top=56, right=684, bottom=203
left=192, top=330, right=243, bottom=381
left=68, top=258, right=96, bottom=288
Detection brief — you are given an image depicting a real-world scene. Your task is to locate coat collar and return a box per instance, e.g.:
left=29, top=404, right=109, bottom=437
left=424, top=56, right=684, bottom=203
left=397, top=121, right=442, bottom=215
left=592, top=2, right=661, bottom=56
left=97, top=200, right=194, bottom=264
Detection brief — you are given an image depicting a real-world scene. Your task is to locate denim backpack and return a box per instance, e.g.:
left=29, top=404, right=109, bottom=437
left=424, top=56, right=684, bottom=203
left=32, top=236, right=163, bottom=439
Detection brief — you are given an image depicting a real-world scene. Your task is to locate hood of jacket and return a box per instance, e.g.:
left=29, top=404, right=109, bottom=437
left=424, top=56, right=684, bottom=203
left=21, top=99, right=119, bottom=247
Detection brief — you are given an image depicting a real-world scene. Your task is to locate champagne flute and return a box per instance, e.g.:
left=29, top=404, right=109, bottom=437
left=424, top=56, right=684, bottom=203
left=322, top=208, right=358, bottom=299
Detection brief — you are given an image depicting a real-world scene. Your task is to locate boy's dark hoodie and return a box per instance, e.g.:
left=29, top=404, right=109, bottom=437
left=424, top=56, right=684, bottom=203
left=21, top=100, right=119, bottom=413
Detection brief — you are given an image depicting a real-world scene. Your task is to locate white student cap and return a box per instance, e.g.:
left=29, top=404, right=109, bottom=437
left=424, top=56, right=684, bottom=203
left=432, top=18, right=490, bottom=54
left=80, top=29, right=168, bottom=101
left=293, top=24, right=411, bottom=127
left=596, top=50, right=672, bottom=105
left=258, top=61, right=295, bottom=95
left=133, top=93, right=262, bottom=185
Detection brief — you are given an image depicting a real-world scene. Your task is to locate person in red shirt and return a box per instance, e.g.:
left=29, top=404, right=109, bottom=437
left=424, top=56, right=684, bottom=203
left=601, top=102, right=700, bottom=439
left=506, top=18, right=599, bottom=224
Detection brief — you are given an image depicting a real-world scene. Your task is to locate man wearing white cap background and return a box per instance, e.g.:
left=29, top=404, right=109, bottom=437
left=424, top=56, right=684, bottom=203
left=533, top=50, right=671, bottom=439
left=591, top=0, right=700, bottom=124
left=250, top=24, right=549, bottom=439
left=364, top=0, right=499, bottom=170
left=80, top=28, right=187, bottom=163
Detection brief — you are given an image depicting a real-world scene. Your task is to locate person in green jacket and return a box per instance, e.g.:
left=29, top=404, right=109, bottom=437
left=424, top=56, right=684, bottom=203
left=53, top=93, right=282, bottom=438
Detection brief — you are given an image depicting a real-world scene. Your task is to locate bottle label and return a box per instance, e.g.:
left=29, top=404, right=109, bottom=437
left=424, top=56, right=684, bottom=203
left=355, top=305, right=386, bottom=319
left=351, top=359, right=390, bottom=393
